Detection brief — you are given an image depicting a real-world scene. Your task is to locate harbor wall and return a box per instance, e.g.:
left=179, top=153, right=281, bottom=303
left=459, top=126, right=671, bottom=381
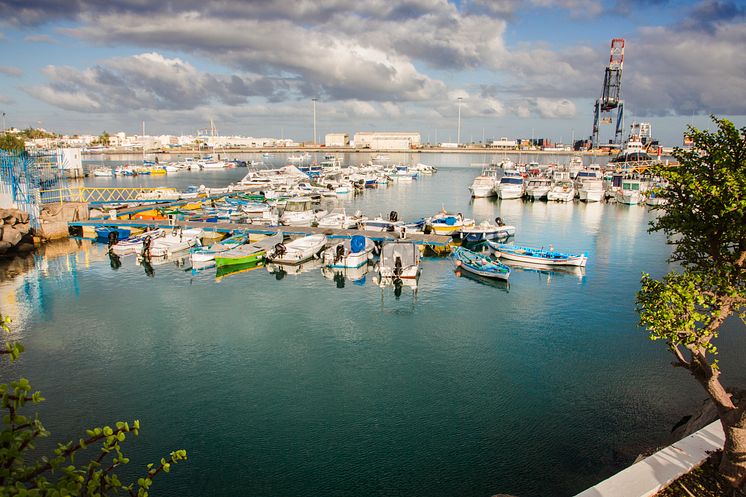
left=37, top=202, right=89, bottom=241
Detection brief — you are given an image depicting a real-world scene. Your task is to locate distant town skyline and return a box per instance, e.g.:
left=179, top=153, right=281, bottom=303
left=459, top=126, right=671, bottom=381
left=0, top=0, right=744, bottom=146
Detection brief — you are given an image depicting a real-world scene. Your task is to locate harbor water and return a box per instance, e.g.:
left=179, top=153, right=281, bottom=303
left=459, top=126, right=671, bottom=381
left=2, top=153, right=745, bottom=497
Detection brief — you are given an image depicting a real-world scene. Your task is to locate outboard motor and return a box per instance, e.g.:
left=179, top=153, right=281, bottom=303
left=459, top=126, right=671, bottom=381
left=394, top=256, right=403, bottom=279
left=107, top=230, right=119, bottom=249
left=335, top=243, right=345, bottom=263
left=389, top=210, right=399, bottom=222
left=495, top=217, right=504, bottom=227
left=273, top=243, right=287, bottom=260
left=141, top=235, right=153, bottom=259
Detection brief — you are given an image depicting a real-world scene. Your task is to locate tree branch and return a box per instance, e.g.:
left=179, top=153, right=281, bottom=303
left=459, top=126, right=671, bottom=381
left=669, top=342, right=692, bottom=369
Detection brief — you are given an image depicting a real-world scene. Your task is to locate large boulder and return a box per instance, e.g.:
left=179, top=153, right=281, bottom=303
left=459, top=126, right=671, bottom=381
left=1, top=226, right=22, bottom=246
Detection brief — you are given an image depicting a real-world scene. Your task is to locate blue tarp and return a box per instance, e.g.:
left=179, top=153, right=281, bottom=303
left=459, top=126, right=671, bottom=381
left=350, top=235, right=366, bottom=254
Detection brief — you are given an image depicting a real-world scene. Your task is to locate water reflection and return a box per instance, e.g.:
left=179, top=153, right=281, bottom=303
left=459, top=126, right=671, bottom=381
left=215, top=260, right=265, bottom=282
left=453, top=268, right=510, bottom=292
left=321, top=264, right=370, bottom=288
left=504, top=262, right=586, bottom=286
left=266, top=258, right=324, bottom=279
left=470, top=197, right=498, bottom=220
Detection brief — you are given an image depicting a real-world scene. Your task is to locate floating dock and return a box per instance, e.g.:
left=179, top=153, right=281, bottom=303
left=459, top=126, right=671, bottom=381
left=68, top=219, right=453, bottom=246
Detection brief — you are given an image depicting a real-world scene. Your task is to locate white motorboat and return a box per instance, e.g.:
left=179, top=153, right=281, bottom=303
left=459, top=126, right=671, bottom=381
left=547, top=179, right=576, bottom=202
left=461, top=219, right=516, bottom=243
left=110, top=229, right=165, bottom=256
left=200, top=159, right=226, bottom=169
left=317, top=208, right=365, bottom=229
left=414, top=163, right=436, bottom=174
left=360, top=215, right=403, bottom=233
left=578, top=179, right=604, bottom=202
left=321, top=235, right=375, bottom=268
left=376, top=241, right=421, bottom=281
left=270, top=234, right=327, bottom=264
left=496, top=171, right=524, bottom=199
left=429, top=210, right=475, bottom=236
left=615, top=179, right=646, bottom=205
left=280, top=197, right=327, bottom=226
left=92, top=167, right=113, bottom=177
left=567, top=156, right=584, bottom=178
left=469, top=166, right=498, bottom=198
left=148, top=228, right=204, bottom=257
left=392, top=165, right=417, bottom=181
left=524, top=178, right=552, bottom=200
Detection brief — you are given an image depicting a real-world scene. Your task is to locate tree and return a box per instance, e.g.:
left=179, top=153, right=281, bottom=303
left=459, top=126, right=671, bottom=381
left=0, top=313, right=187, bottom=496
left=636, top=116, right=746, bottom=489
left=94, top=132, right=111, bottom=147
left=0, top=134, right=25, bottom=152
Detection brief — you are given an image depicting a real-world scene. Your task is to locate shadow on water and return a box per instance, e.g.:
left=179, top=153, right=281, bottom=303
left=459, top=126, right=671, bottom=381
left=454, top=268, right=510, bottom=292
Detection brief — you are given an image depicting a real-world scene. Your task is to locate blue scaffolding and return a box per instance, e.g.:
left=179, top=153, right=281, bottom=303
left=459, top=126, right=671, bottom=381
left=0, top=150, right=69, bottom=229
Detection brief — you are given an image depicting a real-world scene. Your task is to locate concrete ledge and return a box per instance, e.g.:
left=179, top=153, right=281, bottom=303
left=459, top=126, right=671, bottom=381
left=575, top=421, right=724, bottom=497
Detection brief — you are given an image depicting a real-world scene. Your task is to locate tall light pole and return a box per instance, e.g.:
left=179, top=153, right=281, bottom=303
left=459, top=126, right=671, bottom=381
left=1, top=112, right=5, bottom=132
left=457, top=97, right=463, bottom=145
left=312, top=98, right=318, bottom=145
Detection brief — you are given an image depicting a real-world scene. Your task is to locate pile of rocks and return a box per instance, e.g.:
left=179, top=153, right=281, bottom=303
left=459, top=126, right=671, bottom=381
left=0, top=208, right=35, bottom=255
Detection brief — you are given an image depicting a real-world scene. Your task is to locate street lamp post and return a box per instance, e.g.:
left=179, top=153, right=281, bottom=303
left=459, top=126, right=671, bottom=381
left=312, top=98, right=318, bottom=145
left=457, top=97, right=463, bottom=145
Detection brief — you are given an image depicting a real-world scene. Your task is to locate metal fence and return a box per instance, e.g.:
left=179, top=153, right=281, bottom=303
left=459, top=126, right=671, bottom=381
left=39, top=187, right=179, bottom=204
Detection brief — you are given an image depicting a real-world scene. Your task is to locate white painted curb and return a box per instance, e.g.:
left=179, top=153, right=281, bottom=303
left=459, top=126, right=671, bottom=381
left=575, top=421, right=724, bottom=497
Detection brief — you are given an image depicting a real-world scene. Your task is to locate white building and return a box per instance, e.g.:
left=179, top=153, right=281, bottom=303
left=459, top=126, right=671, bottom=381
left=353, top=132, right=420, bottom=150
left=325, top=133, right=349, bottom=147
left=56, top=148, right=83, bottom=174
left=490, top=137, right=518, bottom=149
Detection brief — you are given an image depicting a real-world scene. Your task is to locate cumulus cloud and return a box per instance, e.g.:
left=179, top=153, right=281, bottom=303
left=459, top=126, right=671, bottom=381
left=0, top=65, right=22, bottom=77
left=9, top=0, right=746, bottom=124
left=624, top=19, right=746, bottom=115
left=27, top=53, right=293, bottom=112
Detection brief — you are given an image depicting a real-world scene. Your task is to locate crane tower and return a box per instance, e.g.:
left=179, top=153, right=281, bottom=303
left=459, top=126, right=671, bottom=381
left=592, top=38, right=625, bottom=148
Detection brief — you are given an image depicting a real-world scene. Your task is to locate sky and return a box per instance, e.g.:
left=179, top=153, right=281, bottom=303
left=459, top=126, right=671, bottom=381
left=0, top=0, right=744, bottom=146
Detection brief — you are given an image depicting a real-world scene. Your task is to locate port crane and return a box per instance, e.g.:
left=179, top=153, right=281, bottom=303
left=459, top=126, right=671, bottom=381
left=592, top=38, right=625, bottom=149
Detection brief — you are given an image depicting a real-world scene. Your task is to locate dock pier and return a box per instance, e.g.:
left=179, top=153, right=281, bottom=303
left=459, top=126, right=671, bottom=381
left=68, top=219, right=453, bottom=246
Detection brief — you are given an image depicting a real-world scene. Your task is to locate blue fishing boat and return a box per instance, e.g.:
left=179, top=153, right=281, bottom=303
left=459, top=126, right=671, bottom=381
left=451, top=246, right=510, bottom=280
left=486, top=241, right=588, bottom=267
left=95, top=227, right=131, bottom=244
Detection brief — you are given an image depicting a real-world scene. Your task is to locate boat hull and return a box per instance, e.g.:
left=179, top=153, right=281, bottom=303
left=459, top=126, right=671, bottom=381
left=497, top=188, right=523, bottom=199
left=488, top=242, right=587, bottom=267
left=579, top=189, right=603, bottom=202
left=215, top=250, right=265, bottom=268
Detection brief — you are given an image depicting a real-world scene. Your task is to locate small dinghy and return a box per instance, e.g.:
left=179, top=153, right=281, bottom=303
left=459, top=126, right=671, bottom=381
left=452, top=246, right=510, bottom=280
left=461, top=218, right=516, bottom=243
left=148, top=228, right=204, bottom=257
left=215, top=233, right=283, bottom=268
left=269, top=234, right=327, bottom=265
left=110, top=229, right=165, bottom=256
left=190, top=232, right=248, bottom=263
left=486, top=241, right=588, bottom=267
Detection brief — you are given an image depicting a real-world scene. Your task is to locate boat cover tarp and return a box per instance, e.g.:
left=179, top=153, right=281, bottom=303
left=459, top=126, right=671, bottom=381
left=381, top=242, right=418, bottom=266
left=350, top=235, right=366, bottom=253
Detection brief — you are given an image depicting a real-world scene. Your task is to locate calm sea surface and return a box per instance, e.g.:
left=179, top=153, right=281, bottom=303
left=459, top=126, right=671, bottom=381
left=1, top=152, right=744, bottom=497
